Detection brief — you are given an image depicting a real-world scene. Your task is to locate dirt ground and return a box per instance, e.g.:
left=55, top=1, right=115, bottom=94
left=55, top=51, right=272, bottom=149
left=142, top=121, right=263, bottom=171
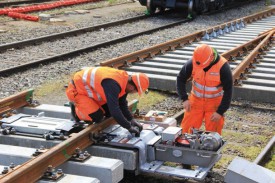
left=0, top=1, right=145, bottom=31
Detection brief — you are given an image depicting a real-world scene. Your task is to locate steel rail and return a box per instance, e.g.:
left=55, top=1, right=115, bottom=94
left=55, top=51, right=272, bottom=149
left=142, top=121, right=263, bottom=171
left=0, top=14, right=151, bottom=51
left=0, top=89, right=34, bottom=115
left=232, top=29, right=275, bottom=84
left=0, top=17, right=191, bottom=77
left=254, top=136, right=275, bottom=166
left=0, top=96, right=136, bottom=183
left=100, top=8, right=275, bottom=68
left=0, top=118, right=115, bottom=183
left=258, top=27, right=275, bottom=36
left=221, top=33, right=267, bottom=61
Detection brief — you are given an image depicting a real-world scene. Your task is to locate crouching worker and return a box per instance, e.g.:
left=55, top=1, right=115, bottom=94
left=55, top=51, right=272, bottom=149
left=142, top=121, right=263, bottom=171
left=66, top=66, right=149, bottom=137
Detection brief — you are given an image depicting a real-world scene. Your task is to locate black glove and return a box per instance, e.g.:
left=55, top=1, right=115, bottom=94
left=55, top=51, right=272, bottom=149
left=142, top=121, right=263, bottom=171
left=128, top=126, right=140, bottom=137
left=130, top=119, right=143, bottom=132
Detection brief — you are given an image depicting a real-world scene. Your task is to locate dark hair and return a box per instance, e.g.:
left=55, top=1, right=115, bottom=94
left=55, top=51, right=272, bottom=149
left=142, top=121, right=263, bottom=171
left=129, top=78, right=138, bottom=91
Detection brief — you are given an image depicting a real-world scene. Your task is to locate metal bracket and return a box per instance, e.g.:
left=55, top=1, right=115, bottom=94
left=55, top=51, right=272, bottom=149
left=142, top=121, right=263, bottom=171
left=0, top=127, right=16, bottom=135
left=41, top=165, right=64, bottom=181
left=33, top=146, right=48, bottom=157
left=1, top=164, right=19, bottom=175
left=70, top=148, right=91, bottom=162
left=124, top=61, right=132, bottom=67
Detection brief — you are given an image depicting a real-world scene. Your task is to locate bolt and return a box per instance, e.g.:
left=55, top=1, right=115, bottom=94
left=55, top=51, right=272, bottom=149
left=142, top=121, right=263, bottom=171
left=75, top=147, right=80, bottom=152
left=10, top=128, right=16, bottom=134
left=79, top=153, right=85, bottom=159
left=51, top=172, right=57, bottom=179
left=57, top=169, right=63, bottom=174
left=83, top=151, right=90, bottom=156
left=9, top=163, right=15, bottom=169
left=2, top=167, right=9, bottom=174
left=75, top=147, right=81, bottom=155
left=1, top=128, right=10, bottom=135
left=59, top=133, right=65, bottom=140
left=47, top=165, right=54, bottom=173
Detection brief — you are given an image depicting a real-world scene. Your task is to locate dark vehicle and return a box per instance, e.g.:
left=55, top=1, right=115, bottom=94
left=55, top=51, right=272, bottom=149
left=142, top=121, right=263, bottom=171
left=138, top=0, right=255, bottom=15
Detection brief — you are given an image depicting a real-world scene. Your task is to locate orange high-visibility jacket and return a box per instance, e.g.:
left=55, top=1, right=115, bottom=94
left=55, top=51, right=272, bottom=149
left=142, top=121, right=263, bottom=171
left=191, top=57, right=227, bottom=99
left=73, top=67, right=129, bottom=105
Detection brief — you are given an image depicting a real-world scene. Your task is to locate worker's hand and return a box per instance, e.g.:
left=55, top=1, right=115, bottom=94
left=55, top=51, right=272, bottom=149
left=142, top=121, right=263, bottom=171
left=130, top=119, right=143, bottom=132
left=183, top=100, right=191, bottom=112
left=211, top=112, right=222, bottom=122
left=128, top=126, right=140, bottom=137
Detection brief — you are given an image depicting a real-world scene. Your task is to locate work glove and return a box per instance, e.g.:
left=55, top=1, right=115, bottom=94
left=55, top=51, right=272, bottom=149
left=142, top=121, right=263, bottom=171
left=130, top=119, right=143, bottom=132
left=128, top=126, right=140, bottom=137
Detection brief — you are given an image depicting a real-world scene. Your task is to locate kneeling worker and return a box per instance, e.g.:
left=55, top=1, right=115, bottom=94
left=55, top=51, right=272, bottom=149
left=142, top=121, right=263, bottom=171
left=66, top=66, right=149, bottom=136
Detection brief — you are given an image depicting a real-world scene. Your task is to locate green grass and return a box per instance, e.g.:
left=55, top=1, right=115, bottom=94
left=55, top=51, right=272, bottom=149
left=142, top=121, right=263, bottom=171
left=222, top=130, right=269, bottom=146
left=127, top=90, right=168, bottom=110
left=223, top=143, right=262, bottom=161
left=214, top=155, right=234, bottom=169
left=34, top=75, right=70, bottom=99
left=33, top=75, right=168, bottom=108
left=264, top=147, right=275, bottom=171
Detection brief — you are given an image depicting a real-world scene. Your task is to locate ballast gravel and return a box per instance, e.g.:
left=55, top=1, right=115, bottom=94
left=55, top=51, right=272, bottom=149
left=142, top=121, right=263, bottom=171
left=0, top=1, right=274, bottom=183
left=0, top=0, right=269, bottom=99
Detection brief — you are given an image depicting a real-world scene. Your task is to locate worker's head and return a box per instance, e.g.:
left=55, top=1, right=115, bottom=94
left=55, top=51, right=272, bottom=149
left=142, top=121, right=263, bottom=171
left=127, top=73, right=149, bottom=95
left=193, top=44, right=218, bottom=68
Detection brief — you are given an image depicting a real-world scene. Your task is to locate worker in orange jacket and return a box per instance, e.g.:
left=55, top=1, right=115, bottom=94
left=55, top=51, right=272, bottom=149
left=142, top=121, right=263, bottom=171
left=176, top=44, right=233, bottom=135
left=66, top=66, right=149, bottom=136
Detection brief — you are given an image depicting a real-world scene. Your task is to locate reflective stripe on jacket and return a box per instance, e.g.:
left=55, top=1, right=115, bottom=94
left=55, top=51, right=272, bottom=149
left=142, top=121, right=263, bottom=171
left=72, top=67, right=129, bottom=105
left=191, top=56, right=227, bottom=99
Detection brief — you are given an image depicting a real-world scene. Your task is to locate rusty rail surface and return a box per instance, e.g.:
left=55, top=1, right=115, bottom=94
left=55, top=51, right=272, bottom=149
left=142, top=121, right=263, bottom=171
left=221, top=33, right=268, bottom=61
left=258, top=27, right=275, bottom=36
left=0, top=91, right=137, bottom=183
left=232, top=29, right=275, bottom=84
left=0, top=89, right=34, bottom=116
left=100, top=8, right=275, bottom=68
left=0, top=118, right=116, bottom=183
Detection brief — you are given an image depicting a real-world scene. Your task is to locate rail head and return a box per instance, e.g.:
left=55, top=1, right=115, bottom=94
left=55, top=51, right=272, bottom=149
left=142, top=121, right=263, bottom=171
left=99, top=8, right=275, bottom=69
left=0, top=89, right=34, bottom=116
left=0, top=97, right=138, bottom=183
left=232, top=29, right=275, bottom=84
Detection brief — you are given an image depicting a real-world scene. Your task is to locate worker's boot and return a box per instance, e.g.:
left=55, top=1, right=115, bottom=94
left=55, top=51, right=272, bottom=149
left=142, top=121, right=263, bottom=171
left=70, top=102, right=80, bottom=123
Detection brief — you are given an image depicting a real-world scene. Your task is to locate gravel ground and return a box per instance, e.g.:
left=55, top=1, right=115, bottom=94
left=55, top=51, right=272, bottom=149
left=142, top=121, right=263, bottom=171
left=0, top=0, right=270, bottom=99
left=0, top=1, right=274, bottom=182
left=0, top=16, right=183, bottom=70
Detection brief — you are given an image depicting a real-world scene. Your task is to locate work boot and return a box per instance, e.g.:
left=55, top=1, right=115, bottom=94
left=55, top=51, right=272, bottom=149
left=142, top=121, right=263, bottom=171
left=70, top=102, right=80, bottom=123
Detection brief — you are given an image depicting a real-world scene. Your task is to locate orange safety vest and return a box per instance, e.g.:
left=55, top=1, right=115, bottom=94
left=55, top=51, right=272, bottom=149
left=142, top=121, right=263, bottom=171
left=73, top=67, right=129, bottom=105
left=191, top=56, right=227, bottom=99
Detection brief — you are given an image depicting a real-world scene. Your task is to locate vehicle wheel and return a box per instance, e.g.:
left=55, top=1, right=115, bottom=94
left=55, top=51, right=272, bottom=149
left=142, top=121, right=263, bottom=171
left=158, top=7, right=165, bottom=13
left=146, top=0, right=157, bottom=14
left=194, top=0, right=209, bottom=13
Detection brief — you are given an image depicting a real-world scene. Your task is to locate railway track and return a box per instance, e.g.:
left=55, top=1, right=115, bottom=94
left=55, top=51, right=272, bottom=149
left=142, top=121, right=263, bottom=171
left=0, top=4, right=274, bottom=183
left=0, top=90, right=274, bottom=182
left=99, top=8, right=275, bottom=103
left=0, top=13, right=191, bottom=76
